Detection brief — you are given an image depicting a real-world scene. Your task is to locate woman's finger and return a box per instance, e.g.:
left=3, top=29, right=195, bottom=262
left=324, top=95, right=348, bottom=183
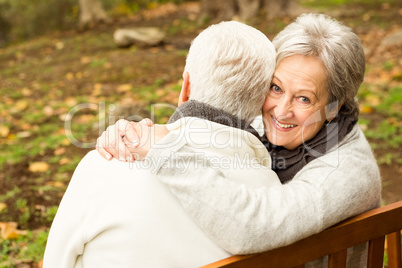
left=139, top=118, right=154, bottom=127
left=96, top=137, right=112, bottom=160
left=103, top=125, right=120, bottom=159
left=122, top=122, right=141, bottom=148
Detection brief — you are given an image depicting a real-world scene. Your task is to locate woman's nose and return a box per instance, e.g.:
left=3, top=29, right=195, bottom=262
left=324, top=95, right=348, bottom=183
left=276, top=97, right=294, bottom=119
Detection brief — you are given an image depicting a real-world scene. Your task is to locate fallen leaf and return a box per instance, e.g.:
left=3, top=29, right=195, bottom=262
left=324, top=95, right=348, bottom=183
left=55, top=41, right=64, bottom=50
left=21, top=87, right=32, bottom=96
left=7, top=133, right=16, bottom=140
left=0, top=222, right=27, bottom=239
left=0, top=125, right=10, bottom=137
left=35, top=204, right=45, bottom=211
left=81, top=56, right=91, bottom=64
left=359, top=123, right=368, bottom=131
left=76, top=72, right=83, bottom=79
left=21, top=123, right=32, bottom=131
left=117, top=84, right=132, bottom=93
left=57, top=128, right=65, bottom=135
left=76, top=114, right=95, bottom=124
left=16, top=131, right=31, bottom=138
left=62, top=138, right=70, bottom=146
left=156, top=88, right=165, bottom=97
left=92, top=83, right=103, bottom=96
left=164, top=45, right=174, bottom=51
left=15, top=51, right=24, bottom=60
left=15, top=99, right=30, bottom=112
left=0, top=203, right=7, bottom=212
left=365, top=95, right=381, bottom=106
left=59, top=113, right=67, bottom=121
left=32, top=81, right=41, bottom=90
left=54, top=147, right=66, bottom=155
left=360, top=105, right=374, bottom=114
left=65, top=97, right=78, bottom=107
left=149, top=47, right=160, bottom=53
left=66, top=72, right=74, bottom=80
left=43, top=106, right=54, bottom=116
left=362, top=13, right=371, bottom=22
left=386, top=117, right=399, bottom=127
left=29, top=162, right=50, bottom=173
left=45, top=181, right=65, bottom=188
left=59, top=157, right=71, bottom=165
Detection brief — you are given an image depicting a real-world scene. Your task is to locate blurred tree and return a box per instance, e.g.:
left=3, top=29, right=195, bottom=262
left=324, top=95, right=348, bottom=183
left=263, top=0, right=305, bottom=20
left=200, top=0, right=237, bottom=21
left=200, top=0, right=305, bottom=21
left=0, top=1, right=11, bottom=47
left=79, top=0, right=110, bottom=27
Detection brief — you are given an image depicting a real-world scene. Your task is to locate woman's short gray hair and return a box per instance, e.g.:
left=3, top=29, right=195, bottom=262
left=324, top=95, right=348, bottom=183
left=272, top=13, right=365, bottom=117
left=185, top=21, right=276, bottom=121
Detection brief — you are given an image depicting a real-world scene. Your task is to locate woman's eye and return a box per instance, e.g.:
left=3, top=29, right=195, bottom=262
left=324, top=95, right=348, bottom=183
left=298, top=96, right=310, bottom=104
left=270, top=85, right=282, bottom=93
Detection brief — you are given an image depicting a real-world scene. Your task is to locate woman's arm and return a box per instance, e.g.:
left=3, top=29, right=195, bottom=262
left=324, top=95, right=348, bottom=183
left=145, top=127, right=381, bottom=254
left=96, top=119, right=168, bottom=161
left=95, top=122, right=381, bottom=254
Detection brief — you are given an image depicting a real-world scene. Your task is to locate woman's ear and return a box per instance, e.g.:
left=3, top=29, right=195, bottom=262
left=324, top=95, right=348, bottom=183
left=326, top=100, right=344, bottom=121
left=178, top=71, right=190, bottom=106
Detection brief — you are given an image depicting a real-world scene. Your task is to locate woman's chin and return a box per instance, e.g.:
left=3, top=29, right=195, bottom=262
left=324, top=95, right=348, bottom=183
left=266, top=132, right=300, bottom=150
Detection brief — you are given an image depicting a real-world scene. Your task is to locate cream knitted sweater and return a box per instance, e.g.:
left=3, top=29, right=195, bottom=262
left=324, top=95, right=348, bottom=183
left=147, top=118, right=382, bottom=257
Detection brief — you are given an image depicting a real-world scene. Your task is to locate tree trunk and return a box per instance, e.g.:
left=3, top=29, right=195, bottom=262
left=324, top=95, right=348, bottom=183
left=78, top=0, right=109, bottom=27
left=237, top=0, right=260, bottom=21
left=199, top=0, right=306, bottom=22
left=199, top=0, right=237, bottom=22
left=263, top=0, right=307, bottom=20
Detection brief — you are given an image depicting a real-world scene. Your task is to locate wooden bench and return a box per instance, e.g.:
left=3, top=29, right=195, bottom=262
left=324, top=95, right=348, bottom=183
left=203, top=200, right=402, bottom=268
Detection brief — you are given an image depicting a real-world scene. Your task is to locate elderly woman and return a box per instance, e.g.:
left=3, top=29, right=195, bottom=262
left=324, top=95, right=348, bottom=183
left=97, top=13, right=381, bottom=264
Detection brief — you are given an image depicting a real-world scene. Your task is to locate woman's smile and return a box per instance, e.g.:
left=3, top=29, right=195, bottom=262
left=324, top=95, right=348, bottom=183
left=271, top=116, right=297, bottom=130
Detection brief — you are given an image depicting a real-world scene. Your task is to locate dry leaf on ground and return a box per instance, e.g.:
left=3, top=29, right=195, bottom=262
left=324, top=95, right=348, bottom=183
left=0, top=125, right=10, bottom=137
left=29, top=162, right=50, bottom=173
left=117, top=84, right=132, bottom=93
left=0, top=222, right=27, bottom=239
left=0, top=203, right=7, bottom=212
left=59, top=157, right=71, bottom=165
left=45, top=181, right=65, bottom=188
left=54, top=147, right=66, bottom=155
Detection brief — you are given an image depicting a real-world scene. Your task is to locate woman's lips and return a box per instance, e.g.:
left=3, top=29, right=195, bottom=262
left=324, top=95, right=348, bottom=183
left=271, top=116, right=297, bottom=131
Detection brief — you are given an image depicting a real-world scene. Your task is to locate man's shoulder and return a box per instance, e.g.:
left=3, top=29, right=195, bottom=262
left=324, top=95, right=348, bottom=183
left=77, top=150, right=153, bottom=178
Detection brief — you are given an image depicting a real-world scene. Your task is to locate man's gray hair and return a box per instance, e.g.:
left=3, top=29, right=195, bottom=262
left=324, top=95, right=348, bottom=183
left=273, top=13, right=365, bottom=117
left=185, top=21, right=276, bottom=121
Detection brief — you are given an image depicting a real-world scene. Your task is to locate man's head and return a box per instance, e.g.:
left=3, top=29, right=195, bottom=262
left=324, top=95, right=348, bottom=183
left=180, top=21, right=276, bottom=121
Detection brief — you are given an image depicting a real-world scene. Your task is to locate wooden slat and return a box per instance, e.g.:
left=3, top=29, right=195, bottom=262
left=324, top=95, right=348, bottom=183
left=291, top=265, right=304, bottom=268
left=203, top=201, right=402, bottom=268
left=387, top=231, right=402, bottom=268
left=367, top=236, right=385, bottom=268
left=328, top=249, right=347, bottom=268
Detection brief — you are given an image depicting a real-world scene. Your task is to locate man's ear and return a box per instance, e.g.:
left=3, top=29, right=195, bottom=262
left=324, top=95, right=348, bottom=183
left=178, top=71, right=190, bottom=106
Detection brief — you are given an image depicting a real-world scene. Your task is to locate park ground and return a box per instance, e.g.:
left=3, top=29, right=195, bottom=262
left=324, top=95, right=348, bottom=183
left=0, top=0, right=401, bottom=266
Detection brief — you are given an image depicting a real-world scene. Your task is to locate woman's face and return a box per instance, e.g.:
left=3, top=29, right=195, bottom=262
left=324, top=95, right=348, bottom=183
left=262, top=55, right=329, bottom=150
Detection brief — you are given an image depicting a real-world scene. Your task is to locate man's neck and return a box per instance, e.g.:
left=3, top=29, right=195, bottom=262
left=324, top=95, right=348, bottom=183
left=168, top=100, right=260, bottom=139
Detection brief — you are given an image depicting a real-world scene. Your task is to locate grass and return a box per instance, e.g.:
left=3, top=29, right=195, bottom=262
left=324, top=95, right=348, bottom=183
left=0, top=230, right=49, bottom=267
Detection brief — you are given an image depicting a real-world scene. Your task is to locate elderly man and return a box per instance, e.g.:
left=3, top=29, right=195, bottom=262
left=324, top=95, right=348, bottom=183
left=43, top=21, right=278, bottom=267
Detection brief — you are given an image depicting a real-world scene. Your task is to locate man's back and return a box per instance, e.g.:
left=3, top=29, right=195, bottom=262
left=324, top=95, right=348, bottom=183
left=44, top=151, right=231, bottom=267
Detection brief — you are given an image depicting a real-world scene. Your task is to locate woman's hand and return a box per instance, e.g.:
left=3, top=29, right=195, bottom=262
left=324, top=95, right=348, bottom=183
left=96, top=118, right=168, bottom=162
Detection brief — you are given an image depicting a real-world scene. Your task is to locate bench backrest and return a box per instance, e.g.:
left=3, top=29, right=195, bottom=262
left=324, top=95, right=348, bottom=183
left=203, top=200, right=402, bottom=268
